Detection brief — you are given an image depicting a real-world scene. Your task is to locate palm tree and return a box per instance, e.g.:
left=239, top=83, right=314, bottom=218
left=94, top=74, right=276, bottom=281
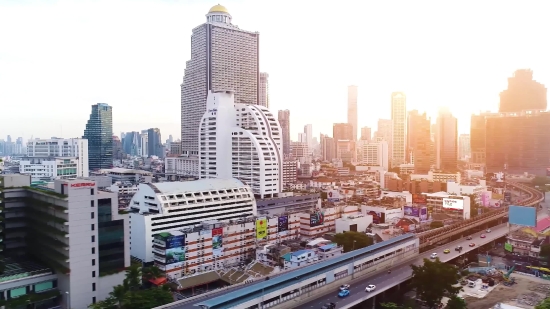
left=143, top=265, right=164, bottom=282
left=110, top=284, right=127, bottom=308
left=123, top=264, right=142, bottom=291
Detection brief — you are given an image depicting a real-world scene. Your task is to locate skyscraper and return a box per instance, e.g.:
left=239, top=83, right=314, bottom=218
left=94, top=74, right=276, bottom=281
left=304, top=124, right=313, bottom=150
left=347, top=85, right=358, bottom=141
left=147, top=128, right=164, bottom=158
left=83, top=103, right=113, bottom=171
left=320, top=134, right=335, bottom=162
left=259, top=72, right=269, bottom=108
left=360, top=126, right=372, bottom=141
left=407, top=110, right=431, bottom=173
left=391, top=92, right=407, bottom=167
left=499, top=69, right=547, bottom=113
left=278, top=110, right=291, bottom=156
left=458, top=134, right=471, bottom=160
left=470, top=113, right=487, bottom=165
left=333, top=123, right=354, bottom=141
left=435, top=107, right=458, bottom=171
left=180, top=5, right=260, bottom=156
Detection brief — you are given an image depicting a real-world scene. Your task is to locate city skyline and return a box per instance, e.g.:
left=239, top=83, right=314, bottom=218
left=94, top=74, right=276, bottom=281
left=1, top=0, right=550, bottom=141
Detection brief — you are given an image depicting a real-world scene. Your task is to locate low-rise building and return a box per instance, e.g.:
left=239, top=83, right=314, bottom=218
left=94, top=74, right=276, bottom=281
left=19, top=157, right=84, bottom=181
left=256, top=192, right=320, bottom=216
left=94, top=168, right=153, bottom=183
left=334, top=213, right=372, bottom=233
left=283, top=249, right=317, bottom=269
left=506, top=231, right=541, bottom=257
left=164, top=155, right=199, bottom=180
left=425, top=191, right=472, bottom=220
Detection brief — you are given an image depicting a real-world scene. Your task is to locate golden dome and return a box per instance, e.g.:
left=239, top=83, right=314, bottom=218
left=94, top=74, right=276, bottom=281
left=208, top=4, right=229, bottom=14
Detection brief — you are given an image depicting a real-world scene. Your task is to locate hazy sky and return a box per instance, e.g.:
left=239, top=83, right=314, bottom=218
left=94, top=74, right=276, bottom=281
left=1, top=0, right=549, bottom=143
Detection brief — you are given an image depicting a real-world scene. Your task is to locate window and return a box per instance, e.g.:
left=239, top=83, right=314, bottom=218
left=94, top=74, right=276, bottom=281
left=91, top=212, right=95, bottom=219
left=92, top=247, right=95, bottom=254
left=91, top=236, right=95, bottom=243
left=92, top=271, right=96, bottom=278
left=91, top=200, right=94, bottom=207
left=92, top=283, right=96, bottom=291
left=92, top=297, right=96, bottom=304
left=91, top=224, right=95, bottom=231
left=92, top=259, right=96, bottom=266
left=91, top=189, right=95, bottom=195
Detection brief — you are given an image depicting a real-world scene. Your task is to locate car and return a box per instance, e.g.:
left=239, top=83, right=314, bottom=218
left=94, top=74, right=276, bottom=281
left=469, top=243, right=476, bottom=247
left=321, top=303, right=336, bottom=309
left=480, top=234, right=486, bottom=238
left=365, top=284, right=376, bottom=292
left=455, top=246, right=463, bottom=251
left=443, top=249, right=450, bottom=254
left=339, top=284, right=350, bottom=291
left=486, top=228, right=492, bottom=233
left=430, top=253, right=438, bottom=259
left=338, top=289, right=350, bottom=298
left=466, top=236, right=472, bottom=240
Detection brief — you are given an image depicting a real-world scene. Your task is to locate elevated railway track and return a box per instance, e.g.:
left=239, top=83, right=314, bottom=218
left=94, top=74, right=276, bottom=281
left=418, top=181, right=544, bottom=250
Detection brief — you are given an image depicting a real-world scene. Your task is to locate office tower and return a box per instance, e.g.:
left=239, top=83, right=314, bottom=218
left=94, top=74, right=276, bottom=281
left=139, top=131, right=148, bottom=157
left=122, top=131, right=140, bottom=156
left=14, top=137, right=24, bottom=155
left=336, top=140, right=356, bottom=163
left=304, top=124, right=313, bottom=150
left=298, top=133, right=308, bottom=143
left=320, top=134, right=335, bottom=162
left=391, top=92, right=407, bottom=167
left=291, top=141, right=310, bottom=161
left=26, top=138, right=89, bottom=178
left=499, top=69, right=547, bottom=113
left=458, top=134, right=471, bottom=160
left=83, top=103, right=113, bottom=171
left=486, top=111, right=550, bottom=175
left=5, top=135, right=13, bottom=156
left=470, top=112, right=491, bottom=165
left=198, top=91, right=282, bottom=198
left=278, top=110, right=291, bottom=156
left=435, top=107, right=458, bottom=171
left=407, top=110, right=432, bottom=174
left=361, top=140, right=389, bottom=170
left=347, top=85, right=358, bottom=141
left=113, top=135, right=123, bottom=160
left=360, top=126, right=372, bottom=141
left=333, top=123, right=353, bottom=141
left=259, top=72, right=269, bottom=108
left=0, top=175, right=130, bottom=308
left=180, top=5, right=260, bottom=156
left=147, top=128, right=164, bottom=158
left=375, top=119, right=392, bottom=142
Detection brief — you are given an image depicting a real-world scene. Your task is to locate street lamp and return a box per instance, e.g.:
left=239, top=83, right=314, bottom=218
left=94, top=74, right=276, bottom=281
left=65, top=291, right=70, bottom=309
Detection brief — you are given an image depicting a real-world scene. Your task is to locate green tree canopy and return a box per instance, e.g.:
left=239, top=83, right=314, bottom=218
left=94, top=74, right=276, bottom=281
left=536, top=297, right=550, bottom=309
left=380, top=303, right=412, bottom=309
left=430, top=221, right=444, bottom=229
left=88, top=264, right=172, bottom=309
left=446, top=296, right=467, bottom=309
left=532, top=176, right=550, bottom=188
left=333, top=231, right=373, bottom=252
left=411, top=258, right=462, bottom=309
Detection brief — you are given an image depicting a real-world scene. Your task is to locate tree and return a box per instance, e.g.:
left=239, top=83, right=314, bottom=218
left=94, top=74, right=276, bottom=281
left=380, top=303, right=412, bottom=309
left=333, top=231, right=373, bottom=252
left=410, top=258, right=462, bottom=309
left=464, top=194, right=482, bottom=218
left=430, top=221, right=444, bottom=229
left=536, top=297, right=550, bottom=309
left=446, top=296, right=467, bottom=309
left=532, top=176, right=550, bottom=188
left=88, top=264, right=172, bottom=309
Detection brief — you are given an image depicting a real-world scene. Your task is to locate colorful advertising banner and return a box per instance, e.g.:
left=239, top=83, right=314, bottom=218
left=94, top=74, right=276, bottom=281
left=310, top=211, right=325, bottom=227
left=165, top=235, right=186, bottom=267
left=442, top=198, right=464, bottom=210
left=278, top=215, right=289, bottom=232
left=481, top=191, right=490, bottom=207
left=419, top=207, right=428, bottom=222
left=327, top=190, right=340, bottom=202
left=212, top=227, right=223, bottom=257
left=412, top=193, right=427, bottom=204
left=404, top=206, right=419, bottom=217
left=256, top=218, right=267, bottom=240
left=504, top=243, right=513, bottom=252
left=509, top=205, right=537, bottom=227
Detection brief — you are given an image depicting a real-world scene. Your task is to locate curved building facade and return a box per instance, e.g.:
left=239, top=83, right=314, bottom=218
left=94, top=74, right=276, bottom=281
left=199, top=90, right=283, bottom=198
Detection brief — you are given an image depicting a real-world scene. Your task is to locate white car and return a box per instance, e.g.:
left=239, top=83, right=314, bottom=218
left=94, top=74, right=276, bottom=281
left=365, top=284, right=376, bottom=292
left=339, top=284, right=350, bottom=291
left=486, top=228, right=491, bottom=233
left=430, top=253, right=438, bottom=259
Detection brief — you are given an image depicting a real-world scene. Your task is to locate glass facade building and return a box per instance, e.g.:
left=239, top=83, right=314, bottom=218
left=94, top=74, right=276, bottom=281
left=97, top=198, right=125, bottom=275
left=83, top=103, right=113, bottom=171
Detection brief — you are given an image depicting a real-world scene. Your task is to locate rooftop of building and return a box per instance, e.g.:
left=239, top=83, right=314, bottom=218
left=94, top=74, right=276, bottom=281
left=146, top=178, right=246, bottom=195
left=99, top=168, right=153, bottom=175
left=508, top=230, right=537, bottom=243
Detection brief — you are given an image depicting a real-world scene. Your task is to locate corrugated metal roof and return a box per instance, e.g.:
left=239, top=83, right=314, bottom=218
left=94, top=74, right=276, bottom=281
left=196, top=233, right=415, bottom=308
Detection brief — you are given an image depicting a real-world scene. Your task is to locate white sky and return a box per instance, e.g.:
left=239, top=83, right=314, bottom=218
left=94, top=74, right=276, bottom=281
left=1, top=0, right=549, bottom=142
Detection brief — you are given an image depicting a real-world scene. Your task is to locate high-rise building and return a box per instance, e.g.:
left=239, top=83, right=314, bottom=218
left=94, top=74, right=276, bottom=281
left=435, top=107, right=458, bottom=171
left=122, top=131, right=140, bottom=157
left=26, top=138, right=89, bottom=176
left=360, top=126, right=372, bottom=141
left=333, top=123, right=353, bottom=141
left=499, top=69, right=547, bottom=113
left=458, top=134, right=471, bottom=160
left=360, top=140, right=389, bottom=170
left=147, top=128, right=164, bottom=158
left=83, top=103, right=113, bottom=171
left=304, top=124, right=313, bottom=150
left=470, top=113, right=487, bottom=165
left=198, top=91, right=282, bottom=198
left=278, top=110, right=291, bottom=156
left=113, top=135, right=123, bottom=160
left=347, top=85, right=358, bottom=141
left=320, top=134, right=335, bottom=162
left=259, top=72, right=269, bottom=108
left=375, top=119, right=392, bottom=142
left=407, top=110, right=431, bottom=174
left=391, top=92, right=407, bottom=167
left=180, top=5, right=260, bottom=156
left=486, top=111, right=550, bottom=175
left=139, top=131, right=148, bottom=157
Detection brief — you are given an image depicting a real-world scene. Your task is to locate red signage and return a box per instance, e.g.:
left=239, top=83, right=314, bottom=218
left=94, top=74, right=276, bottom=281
left=70, top=182, right=95, bottom=188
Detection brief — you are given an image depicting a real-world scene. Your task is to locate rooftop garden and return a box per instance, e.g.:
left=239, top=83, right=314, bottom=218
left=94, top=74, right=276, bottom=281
left=23, top=186, right=67, bottom=199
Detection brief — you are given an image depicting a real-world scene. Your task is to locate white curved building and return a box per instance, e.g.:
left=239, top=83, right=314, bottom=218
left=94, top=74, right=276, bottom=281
left=199, top=90, right=283, bottom=198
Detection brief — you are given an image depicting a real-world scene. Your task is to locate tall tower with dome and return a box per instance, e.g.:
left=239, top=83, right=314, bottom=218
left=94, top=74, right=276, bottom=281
left=180, top=4, right=260, bottom=156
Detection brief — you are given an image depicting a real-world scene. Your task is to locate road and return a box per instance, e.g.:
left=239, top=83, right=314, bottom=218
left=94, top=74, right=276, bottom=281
left=294, top=222, right=522, bottom=309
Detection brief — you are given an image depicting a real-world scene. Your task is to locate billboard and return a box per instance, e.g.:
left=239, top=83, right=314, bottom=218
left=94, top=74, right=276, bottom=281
left=442, top=198, right=464, bottom=210
left=165, top=235, right=186, bottom=267
left=256, top=218, right=267, bottom=240
left=412, top=193, right=427, bottom=204
left=278, top=215, right=289, bottom=232
left=419, top=207, right=428, bottom=222
left=481, top=191, right=490, bottom=207
left=367, top=211, right=386, bottom=224
left=404, top=206, right=419, bottom=217
left=509, top=205, right=536, bottom=227
left=327, top=190, right=340, bottom=202
left=212, top=228, right=223, bottom=257
left=310, top=211, right=325, bottom=227
left=504, top=191, right=512, bottom=203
